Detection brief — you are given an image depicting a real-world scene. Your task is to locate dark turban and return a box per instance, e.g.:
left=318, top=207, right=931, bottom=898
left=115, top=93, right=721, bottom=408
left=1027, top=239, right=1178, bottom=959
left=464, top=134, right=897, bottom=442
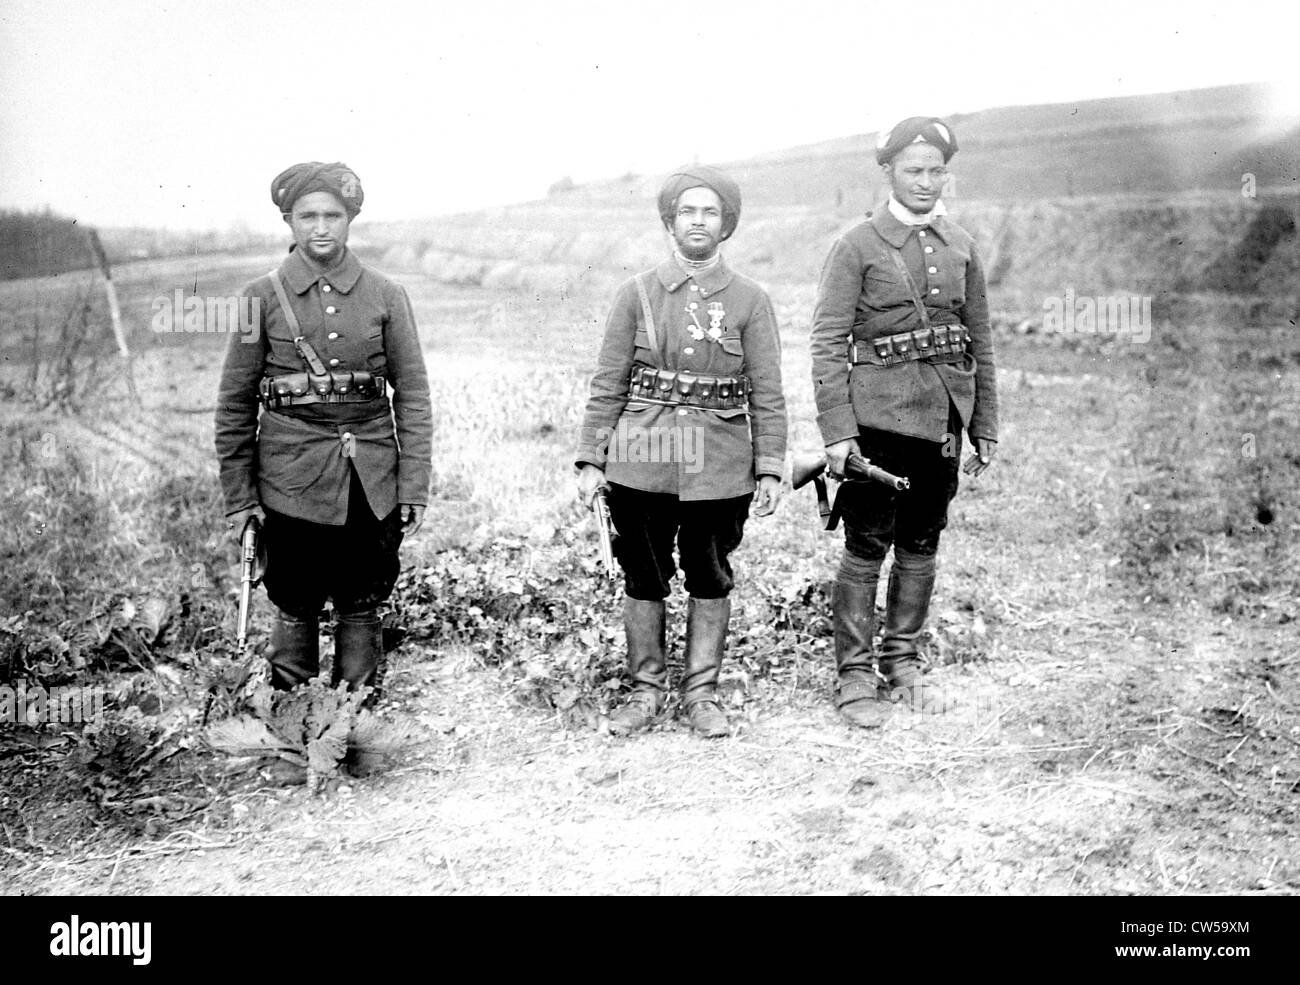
left=270, top=162, right=364, bottom=219
left=875, top=117, right=958, bottom=165
left=657, top=164, right=742, bottom=240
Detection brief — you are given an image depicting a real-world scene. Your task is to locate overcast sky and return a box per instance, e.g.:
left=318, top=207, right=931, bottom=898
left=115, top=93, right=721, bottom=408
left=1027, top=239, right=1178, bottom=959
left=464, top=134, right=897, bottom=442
left=0, top=0, right=1293, bottom=230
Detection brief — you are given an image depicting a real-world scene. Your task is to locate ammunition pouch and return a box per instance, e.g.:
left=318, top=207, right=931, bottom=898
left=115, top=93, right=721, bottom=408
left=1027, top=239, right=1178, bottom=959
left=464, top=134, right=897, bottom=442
left=851, top=325, right=971, bottom=367
left=627, top=367, right=749, bottom=410
left=259, top=371, right=386, bottom=409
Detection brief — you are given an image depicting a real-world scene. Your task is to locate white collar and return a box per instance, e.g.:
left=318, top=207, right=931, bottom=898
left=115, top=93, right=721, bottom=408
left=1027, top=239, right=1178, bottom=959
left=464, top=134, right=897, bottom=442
left=887, top=193, right=947, bottom=227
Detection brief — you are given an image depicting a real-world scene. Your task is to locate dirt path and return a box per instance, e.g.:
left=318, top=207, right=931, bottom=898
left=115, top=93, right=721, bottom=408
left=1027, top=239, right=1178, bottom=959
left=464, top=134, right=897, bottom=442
left=10, top=600, right=1293, bottom=897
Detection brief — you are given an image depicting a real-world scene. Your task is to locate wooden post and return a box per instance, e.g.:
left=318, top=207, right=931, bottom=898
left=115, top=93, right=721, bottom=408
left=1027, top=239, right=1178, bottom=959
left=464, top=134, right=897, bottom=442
left=87, top=227, right=138, bottom=403
left=87, top=228, right=130, bottom=358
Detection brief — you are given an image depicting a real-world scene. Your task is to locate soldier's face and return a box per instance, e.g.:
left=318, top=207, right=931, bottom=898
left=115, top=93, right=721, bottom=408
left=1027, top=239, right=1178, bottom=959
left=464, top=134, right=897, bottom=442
left=285, top=191, right=350, bottom=264
left=669, top=186, right=724, bottom=260
left=885, top=143, right=949, bottom=214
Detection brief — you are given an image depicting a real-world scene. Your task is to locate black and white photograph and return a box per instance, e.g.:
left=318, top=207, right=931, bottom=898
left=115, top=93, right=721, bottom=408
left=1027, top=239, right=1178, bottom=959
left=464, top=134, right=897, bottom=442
left=0, top=0, right=1295, bottom=921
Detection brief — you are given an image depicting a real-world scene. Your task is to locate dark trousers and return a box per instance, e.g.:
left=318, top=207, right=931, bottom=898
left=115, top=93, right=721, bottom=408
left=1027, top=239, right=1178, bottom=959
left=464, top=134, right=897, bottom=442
left=606, top=482, right=752, bottom=600
left=262, top=466, right=404, bottom=618
left=837, top=411, right=961, bottom=561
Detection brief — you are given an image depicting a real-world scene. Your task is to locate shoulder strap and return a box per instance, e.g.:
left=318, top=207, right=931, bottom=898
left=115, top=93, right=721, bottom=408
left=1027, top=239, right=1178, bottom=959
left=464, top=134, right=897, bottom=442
left=869, top=228, right=932, bottom=332
left=266, top=269, right=300, bottom=336
left=634, top=273, right=660, bottom=356
left=267, top=269, right=328, bottom=375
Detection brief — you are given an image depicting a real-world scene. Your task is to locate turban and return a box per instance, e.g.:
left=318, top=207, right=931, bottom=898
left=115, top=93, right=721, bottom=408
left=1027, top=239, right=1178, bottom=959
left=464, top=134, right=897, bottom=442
left=270, top=162, right=364, bottom=219
left=875, top=117, right=958, bottom=165
left=657, top=164, right=742, bottom=240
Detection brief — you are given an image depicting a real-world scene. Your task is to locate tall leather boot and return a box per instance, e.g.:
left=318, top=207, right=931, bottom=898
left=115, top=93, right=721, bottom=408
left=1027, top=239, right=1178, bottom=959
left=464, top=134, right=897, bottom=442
left=832, top=552, right=887, bottom=728
left=334, top=609, right=384, bottom=705
left=608, top=598, right=667, bottom=735
left=265, top=609, right=319, bottom=691
left=879, top=548, right=944, bottom=713
left=680, top=597, right=730, bottom=738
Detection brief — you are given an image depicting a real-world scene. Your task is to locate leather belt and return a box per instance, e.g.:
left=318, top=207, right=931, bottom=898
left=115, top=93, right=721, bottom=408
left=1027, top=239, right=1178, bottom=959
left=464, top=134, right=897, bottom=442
left=259, top=371, right=387, bottom=409
left=850, top=325, right=971, bottom=367
left=627, top=367, right=749, bottom=410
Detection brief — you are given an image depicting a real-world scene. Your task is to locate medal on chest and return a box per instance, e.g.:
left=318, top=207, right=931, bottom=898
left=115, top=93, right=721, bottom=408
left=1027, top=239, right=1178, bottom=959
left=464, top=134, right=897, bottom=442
left=685, top=297, right=726, bottom=343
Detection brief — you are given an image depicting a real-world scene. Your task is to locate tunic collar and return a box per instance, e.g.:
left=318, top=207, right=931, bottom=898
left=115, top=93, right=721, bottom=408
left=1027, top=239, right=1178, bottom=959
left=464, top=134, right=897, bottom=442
left=653, top=254, right=735, bottom=298
left=887, top=193, right=947, bottom=227
left=870, top=204, right=953, bottom=248
left=281, top=246, right=363, bottom=294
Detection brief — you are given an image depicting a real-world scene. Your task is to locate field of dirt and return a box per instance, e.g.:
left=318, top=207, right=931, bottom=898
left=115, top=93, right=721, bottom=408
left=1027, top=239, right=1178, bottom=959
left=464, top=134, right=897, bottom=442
left=1, top=235, right=1298, bottom=896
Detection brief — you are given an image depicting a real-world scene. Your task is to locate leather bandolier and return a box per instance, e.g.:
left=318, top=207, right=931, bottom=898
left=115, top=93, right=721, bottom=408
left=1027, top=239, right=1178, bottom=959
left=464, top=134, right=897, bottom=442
left=259, top=370, right=386, bottom=409
left=850, top=325, right=970, bottom=367
left=627, top=366, right=750, bottom=410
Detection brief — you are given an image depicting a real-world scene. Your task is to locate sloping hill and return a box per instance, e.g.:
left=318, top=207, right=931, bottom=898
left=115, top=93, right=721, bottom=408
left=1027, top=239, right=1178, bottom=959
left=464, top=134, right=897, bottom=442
left=361, top=83, right=1300, bottom=306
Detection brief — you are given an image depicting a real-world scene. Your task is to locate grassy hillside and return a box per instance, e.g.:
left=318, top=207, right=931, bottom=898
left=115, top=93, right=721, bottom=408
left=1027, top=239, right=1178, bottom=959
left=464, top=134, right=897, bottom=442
left=359, top=83, right=1300, bottom=309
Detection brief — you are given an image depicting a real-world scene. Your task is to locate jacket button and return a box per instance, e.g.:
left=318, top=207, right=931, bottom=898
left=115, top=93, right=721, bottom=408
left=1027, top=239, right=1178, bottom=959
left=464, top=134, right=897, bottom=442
left=689, top=284, right=699, bottom=291
left=929, top=288, right=940, bottom=295
left=325, top=306, right=337, bottom=314
left=924, top=246, right=934, bottom=254
left=677, top=409, right=688, bottom=416
left=928, top=266, right=938, bottom=274
left=329, top=358, right=340, bottom=366
left=328, top=332, right=339, bottom=340
left=322, top=284, right=332, bottom=292
left=684, top=346, right=695, bottom=355
left=918, top=230, right=927, bottom=237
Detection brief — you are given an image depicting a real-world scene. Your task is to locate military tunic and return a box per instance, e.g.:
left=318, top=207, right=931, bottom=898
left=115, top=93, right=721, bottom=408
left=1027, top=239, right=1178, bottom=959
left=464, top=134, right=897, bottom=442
left=810, top=208, right=998, bottom=447
left=215, top=248, right=433, bottom=525
left=576, top=256, right=787, bottom=496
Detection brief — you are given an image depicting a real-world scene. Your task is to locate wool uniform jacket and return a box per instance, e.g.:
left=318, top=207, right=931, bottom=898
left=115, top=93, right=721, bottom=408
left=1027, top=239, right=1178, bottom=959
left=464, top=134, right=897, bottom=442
left=810, top=208, right=998, bottom=447
left=577, top=256, right=788, bottom=501
left=215, top=248, right=433, bottom=525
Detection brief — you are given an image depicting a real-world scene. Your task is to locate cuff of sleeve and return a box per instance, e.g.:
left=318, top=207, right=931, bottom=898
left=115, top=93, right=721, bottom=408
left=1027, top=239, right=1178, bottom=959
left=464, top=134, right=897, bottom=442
left=577, top=426, right=612, bottom=468
left=968, top=415, right=998, bottom=443
left=398, top=477, right=430, bottom=506
left=754, top=456, right=784, bottom=480
left=816, top=404, right=860, bottom=446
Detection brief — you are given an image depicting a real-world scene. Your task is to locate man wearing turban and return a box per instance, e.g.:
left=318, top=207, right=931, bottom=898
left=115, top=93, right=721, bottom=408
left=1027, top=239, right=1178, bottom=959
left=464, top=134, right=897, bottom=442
left=576, top=164, right=788, bottom=738
left=810, top=117, right=1000, bottom=725
left=215, top=162, right=433, bottom=702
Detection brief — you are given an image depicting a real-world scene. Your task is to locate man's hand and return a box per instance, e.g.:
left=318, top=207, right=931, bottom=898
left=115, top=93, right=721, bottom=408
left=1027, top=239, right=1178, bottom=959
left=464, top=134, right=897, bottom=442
left=400, top=504, right=426, bottom=535
left=826, top=437, right=861, bottom=478
left=576, top=464, right=608, bottom=508
left=225, top=506, right=263, bottom=541
left=963, top=438, right=997, bottom=477
left=752, top=475, right=782, bottom=517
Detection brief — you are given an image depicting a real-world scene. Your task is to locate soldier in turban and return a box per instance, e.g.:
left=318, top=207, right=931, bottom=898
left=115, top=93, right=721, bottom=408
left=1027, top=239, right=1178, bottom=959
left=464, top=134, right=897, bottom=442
left=215, top=162, right=432, bottom=704
left=576, top=164, right=788, bottom=738
left=810, top=117, right=999, bottom=725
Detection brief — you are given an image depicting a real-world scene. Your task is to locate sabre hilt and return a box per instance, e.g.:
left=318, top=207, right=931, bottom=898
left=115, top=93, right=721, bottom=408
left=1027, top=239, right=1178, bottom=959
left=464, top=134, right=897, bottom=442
left=591, top=487, right=617, bottom=580
left=236, top=515, right=262, bottom=652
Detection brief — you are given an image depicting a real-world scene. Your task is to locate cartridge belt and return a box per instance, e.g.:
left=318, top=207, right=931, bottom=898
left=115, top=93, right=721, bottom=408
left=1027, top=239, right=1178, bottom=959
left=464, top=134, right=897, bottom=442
left=627, top=367, right=749, bottom=410
left=259, top=370, right=387, bottom=409
left=850, top=325, right=971, bottom=367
